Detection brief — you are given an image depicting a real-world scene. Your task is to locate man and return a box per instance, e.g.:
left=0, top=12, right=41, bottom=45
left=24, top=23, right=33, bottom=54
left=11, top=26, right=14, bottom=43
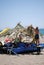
left=34, top=27, right=39, bottom=45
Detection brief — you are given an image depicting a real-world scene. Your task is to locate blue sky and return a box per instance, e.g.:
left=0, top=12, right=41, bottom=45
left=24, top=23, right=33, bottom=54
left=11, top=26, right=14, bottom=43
left=0, top=0, right=44, bottom=29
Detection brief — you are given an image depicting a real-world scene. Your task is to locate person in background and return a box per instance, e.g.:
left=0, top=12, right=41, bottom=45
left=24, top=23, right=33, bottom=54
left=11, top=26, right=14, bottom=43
left=34, top=27, right=39, bottom=45
left=27, top=25, right=34, bottom=37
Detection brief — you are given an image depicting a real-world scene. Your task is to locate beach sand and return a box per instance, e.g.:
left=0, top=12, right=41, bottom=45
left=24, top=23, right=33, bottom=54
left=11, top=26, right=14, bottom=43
left=0, top=35, right=44, bottom=65
left=0, top=51, right=44, bottom=65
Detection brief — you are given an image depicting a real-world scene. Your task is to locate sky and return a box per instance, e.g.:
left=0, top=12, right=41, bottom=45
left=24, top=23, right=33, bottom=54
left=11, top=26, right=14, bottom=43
left=0, top=0, right=44, bottom=30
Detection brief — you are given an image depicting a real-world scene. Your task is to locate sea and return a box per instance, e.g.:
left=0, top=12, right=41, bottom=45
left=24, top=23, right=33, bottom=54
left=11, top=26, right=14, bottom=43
left=39, top=29, right=44, bottom=35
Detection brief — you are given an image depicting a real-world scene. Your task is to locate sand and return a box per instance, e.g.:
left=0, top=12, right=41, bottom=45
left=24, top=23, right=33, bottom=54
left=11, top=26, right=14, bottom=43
left=0, top=36, right=44, bottom=65
left=0, top=51, right=44, bottom=65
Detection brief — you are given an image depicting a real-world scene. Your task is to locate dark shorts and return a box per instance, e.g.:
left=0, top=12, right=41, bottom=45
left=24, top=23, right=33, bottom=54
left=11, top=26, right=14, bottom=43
left=35, top=34, right=39, bottom=39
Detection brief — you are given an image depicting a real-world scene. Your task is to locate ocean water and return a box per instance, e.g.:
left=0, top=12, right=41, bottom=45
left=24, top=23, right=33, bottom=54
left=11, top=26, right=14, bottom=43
left=0, top=30, right=2, bottom=32
left=39, top=29, right=44, bottom=35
